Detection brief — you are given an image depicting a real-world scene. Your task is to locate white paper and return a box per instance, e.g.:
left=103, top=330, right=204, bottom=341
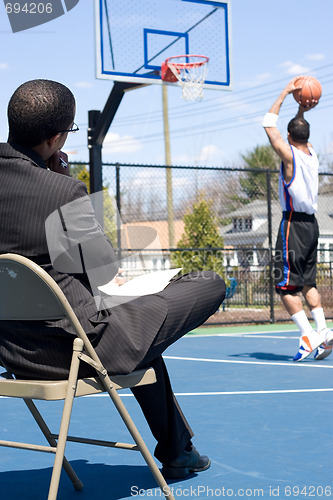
left=98, top=268, right=182, bottom=297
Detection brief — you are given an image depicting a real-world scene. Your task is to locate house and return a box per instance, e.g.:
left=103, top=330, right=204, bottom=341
left=117, top=194, right=333, bottom=275
left=220, top=195, right=333, bottom=268
left=119, top=220, right=185, bottom=276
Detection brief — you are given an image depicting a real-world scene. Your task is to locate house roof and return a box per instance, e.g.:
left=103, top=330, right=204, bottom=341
left=121, top=220, right=185, bottom=249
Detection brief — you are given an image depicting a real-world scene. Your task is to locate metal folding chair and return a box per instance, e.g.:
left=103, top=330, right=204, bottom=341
left=0, top=253, right=174, bottom=500
left=222, top=277, right=238, bottom=311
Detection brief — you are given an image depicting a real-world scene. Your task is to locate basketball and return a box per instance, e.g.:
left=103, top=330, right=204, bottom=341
left=293, top=76, right=322, bottom=109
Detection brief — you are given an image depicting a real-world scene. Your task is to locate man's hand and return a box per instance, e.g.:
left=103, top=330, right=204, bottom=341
left=46, top=151, right=70, bottom=176
left=111, top=269, right=126, bottom=287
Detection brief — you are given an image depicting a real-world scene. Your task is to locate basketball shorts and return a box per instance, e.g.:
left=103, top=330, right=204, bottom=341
left=274, top=211, right=319, bottom=295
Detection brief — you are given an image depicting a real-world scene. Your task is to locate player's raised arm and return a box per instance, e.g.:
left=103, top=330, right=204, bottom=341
left=262, top=77, right=302, bottom=181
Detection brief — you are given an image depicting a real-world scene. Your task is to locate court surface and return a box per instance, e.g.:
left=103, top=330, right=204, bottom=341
left=1, top=323, right=332, bottom=499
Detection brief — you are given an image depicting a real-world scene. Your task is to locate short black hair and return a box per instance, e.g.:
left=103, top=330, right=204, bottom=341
left=7, top=79, right=75, bottom=148
left=287, top=117, right=310, bottom=144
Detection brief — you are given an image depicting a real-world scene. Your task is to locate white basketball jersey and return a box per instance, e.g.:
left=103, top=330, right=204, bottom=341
left=278, top=145, right=319, bottom=214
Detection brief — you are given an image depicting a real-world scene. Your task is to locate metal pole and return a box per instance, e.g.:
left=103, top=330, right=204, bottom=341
left=88, top=110, right=103, bottom=193
left=116, top=163, right=122, bottom=263
left=91, top=82, right=139, bottom=147
left=162, top=84, right=175, bottom=248
left=88, top=110, right=103, bottom=226
left=88, top=82, right=143, bottom=227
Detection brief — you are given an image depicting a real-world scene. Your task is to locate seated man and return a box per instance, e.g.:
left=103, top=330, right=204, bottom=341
left=0, top=79, right=226, bottom=478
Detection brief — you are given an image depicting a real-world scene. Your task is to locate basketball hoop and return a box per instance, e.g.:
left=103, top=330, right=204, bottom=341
left=161, top=55, right=209, bottom=101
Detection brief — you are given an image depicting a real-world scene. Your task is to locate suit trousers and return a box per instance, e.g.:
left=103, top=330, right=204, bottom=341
left=130, top=271, right=226, bottom=463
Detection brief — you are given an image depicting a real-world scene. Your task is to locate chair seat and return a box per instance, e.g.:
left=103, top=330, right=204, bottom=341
left=0, top=368, right=156, bottom=400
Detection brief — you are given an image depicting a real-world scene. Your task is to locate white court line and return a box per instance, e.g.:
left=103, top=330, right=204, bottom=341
left=187, top=333, right=299, bottom=339
left=188, top=329, right=299, bottom=338
left=220, top=335, right=299, bottom=339
left=163, top=355, right=333, bottom=368
left=165, top=388, right=333, bottom=396
left=83, top=387, right=333, bottom=398
left=2, top=387, right=331, bottom=400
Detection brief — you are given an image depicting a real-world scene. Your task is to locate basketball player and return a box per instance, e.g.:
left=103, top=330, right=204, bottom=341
left=263, top=76, right=333, bottom=361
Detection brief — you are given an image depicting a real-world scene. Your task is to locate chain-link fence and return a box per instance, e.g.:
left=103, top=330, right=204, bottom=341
left=72, top=161, right=333, bottom=326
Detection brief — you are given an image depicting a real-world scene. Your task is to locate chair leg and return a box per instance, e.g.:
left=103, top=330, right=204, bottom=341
left=100, top=373, right=175, bottom=500
left=24, top=399, right=83, bottom=491
left=48, top=340, right=84, bottom=500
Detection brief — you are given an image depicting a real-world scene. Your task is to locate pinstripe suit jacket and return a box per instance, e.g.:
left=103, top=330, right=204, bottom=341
left=0, top=143, right=167, bottom=379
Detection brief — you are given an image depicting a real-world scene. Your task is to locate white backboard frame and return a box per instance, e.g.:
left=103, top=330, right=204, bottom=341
left=95, top=0, right=232, bottom=90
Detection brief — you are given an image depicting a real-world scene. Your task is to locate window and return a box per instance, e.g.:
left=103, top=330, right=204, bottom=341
left=329, top=243, right=333, bottom=263
left=245, top=218, right=252, bottom=231
left=246, top=250, right=254, bottom=265
left=232, top=217, right=252, bottom=233
left=319, top=244, right=326, bottom=263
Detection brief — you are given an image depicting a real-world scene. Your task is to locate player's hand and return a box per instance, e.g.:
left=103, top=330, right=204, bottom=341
left=46, top=150, right=70, bottom=176
left=285, top=76, right=303, bottom=95
left=299, top=104, right=309, bottom=114
left=302, top=98, right=318, bottom=110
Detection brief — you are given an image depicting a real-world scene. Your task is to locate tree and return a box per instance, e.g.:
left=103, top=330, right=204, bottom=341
left=172, top=192, right=225, bottom=279
left=70, top=164, right=117, bottom=246
left=240, top=144, right=280, bottom=200
left=70, top=163, right=90, bottom=191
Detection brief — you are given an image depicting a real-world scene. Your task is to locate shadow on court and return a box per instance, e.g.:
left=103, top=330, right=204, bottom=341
left=230, top=352, right=294, bottom=362
left=0, top=460, right=176, bottom=499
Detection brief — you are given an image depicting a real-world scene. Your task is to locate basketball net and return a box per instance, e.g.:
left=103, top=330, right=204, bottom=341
left=164, top=55, right=209, bottom=101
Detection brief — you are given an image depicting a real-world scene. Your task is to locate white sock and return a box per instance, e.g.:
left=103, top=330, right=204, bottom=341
left=291, top=310, right=313, bottom=336
left=310, top=307, right=327, bottom=332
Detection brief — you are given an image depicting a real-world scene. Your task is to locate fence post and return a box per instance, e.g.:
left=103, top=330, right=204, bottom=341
left=115, top=163, right=122, bottom=263
left=266, top=170, right=275, bottom=323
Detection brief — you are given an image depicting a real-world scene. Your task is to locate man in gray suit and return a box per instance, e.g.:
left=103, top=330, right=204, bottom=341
left=0, top=80, right=226, bottom=479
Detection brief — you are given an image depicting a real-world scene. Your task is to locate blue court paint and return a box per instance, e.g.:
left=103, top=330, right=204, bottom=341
left=0, top=329, right=332, bottom=499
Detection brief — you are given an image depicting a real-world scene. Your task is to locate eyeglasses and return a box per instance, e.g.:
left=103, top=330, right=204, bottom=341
left=58, top=122, right=79, bottom=134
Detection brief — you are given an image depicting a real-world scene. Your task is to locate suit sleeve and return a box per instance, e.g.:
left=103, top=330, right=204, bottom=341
left=45, top=182, right=118, bottom=286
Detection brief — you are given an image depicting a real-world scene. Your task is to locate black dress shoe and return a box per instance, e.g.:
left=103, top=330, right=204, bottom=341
left=162, top=446, right=211, bottom=479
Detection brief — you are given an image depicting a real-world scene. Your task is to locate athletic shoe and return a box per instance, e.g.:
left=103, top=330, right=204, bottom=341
left=293, top=329, right=327, bottom=362
left=325, top=328, right=333, bottom=346
left=314, top=342, right=332, bottom=360
left=314, top=328, right=333, bottom=360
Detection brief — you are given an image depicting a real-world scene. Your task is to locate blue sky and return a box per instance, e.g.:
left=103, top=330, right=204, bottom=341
left=0, top=0, right=333, bottom=169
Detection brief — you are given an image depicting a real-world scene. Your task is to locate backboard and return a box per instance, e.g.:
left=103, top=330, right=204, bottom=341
left=95, top=0, right=232, bottom=90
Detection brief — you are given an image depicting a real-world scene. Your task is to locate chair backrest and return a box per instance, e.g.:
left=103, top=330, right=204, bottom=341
left=0, top=253, right=104, bottom=369
left=0, top=254, right=68, bottom=320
